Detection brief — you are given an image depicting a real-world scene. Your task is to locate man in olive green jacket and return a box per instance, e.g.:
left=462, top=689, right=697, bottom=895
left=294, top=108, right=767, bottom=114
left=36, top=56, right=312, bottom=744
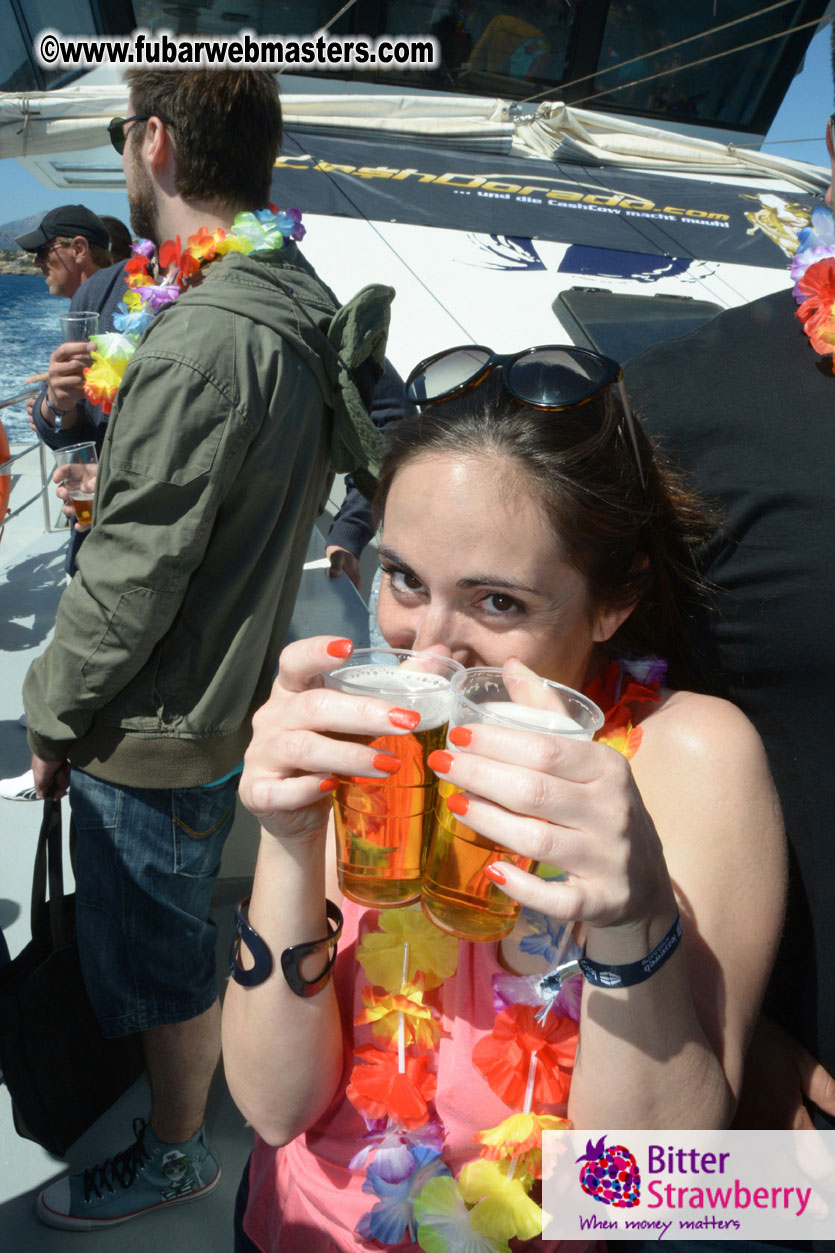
left=24, top=69, right=387, bottom=1233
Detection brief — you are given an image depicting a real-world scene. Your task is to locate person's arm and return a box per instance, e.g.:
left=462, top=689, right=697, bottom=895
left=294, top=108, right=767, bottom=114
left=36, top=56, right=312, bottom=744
left=733, top=1013, right=835, bottom=1130
left=37, top=340, right=94, bottom=435
left=429, top=683, right=785, bottom=1129
left=571, top=696, right=784, bottom=1128
left=222, top=636, right=419, bottom=1144
left=23, top=343, right=254, bottom=762
left=32, top=378, right=97, bottom=450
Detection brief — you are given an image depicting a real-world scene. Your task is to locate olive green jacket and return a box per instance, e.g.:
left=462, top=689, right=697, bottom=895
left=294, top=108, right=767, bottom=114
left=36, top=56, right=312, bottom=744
left=24, top=246, right=390, bottom=787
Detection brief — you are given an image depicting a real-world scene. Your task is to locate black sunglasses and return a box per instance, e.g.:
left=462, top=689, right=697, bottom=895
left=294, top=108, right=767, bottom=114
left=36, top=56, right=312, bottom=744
left=404, top=344, right=646, bottom=487
left=108, top=114, right=153, bottom=155
left=34, top=240, right=68, bottom=262
left=829, top=111, right=835, bottom=152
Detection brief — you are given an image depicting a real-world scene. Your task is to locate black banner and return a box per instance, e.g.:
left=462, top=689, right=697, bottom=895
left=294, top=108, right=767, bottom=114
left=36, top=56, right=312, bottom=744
left=273, top=129, right=820, bottom=268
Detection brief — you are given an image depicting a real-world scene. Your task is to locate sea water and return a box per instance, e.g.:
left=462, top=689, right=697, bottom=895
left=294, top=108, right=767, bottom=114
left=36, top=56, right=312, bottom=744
left=0, top=274, right=68, bottom=443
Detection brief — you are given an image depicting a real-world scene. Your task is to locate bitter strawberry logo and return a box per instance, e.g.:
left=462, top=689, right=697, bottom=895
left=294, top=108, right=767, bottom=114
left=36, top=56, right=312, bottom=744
left=577, top=1135, right=641, bottom=1207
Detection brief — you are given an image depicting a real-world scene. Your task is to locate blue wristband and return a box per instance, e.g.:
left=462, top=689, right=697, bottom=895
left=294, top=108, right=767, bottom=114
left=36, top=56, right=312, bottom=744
left=578, top=912, right=682, bottom=988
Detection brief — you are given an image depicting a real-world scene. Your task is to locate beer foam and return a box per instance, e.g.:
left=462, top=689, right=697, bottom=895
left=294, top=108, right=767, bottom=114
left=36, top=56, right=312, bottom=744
left=333, top=664, right=452, bottom=728
left=478, top=700, right=591, bottom=737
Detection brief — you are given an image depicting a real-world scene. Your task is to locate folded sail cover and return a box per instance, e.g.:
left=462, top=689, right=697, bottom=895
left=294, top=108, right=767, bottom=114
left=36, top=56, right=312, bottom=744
left=0, top=86, right=823, bottom=266
left=273, top=128, right=823, bottom=268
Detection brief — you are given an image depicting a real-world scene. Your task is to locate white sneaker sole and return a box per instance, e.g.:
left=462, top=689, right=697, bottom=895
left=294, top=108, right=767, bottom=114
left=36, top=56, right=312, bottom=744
left=0, top=770, right=39, bottom=801
left=36, top=1165, right=221, bottom=1231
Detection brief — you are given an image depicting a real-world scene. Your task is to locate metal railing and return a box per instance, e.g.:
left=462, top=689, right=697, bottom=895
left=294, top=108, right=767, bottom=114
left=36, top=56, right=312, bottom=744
left=0, top=440, right=54, bottom=532
left=0, top=384, right=56, bottom=533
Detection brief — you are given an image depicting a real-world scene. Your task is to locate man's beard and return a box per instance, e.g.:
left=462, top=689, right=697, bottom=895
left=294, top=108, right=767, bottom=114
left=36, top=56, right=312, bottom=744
left=128, top=148, right=159, bottom=245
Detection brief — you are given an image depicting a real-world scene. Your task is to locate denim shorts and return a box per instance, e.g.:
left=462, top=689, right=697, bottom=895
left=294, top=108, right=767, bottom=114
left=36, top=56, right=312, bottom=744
left=70, top=768, right=239, bottom=1038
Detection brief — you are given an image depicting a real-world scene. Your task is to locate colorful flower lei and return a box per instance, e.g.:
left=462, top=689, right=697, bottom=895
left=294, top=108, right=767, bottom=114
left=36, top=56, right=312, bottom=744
left=347, top=910, right=577, bottom=1249
left=83, top=206, right=304, bottom=413
left=344, top=656, right=664, bottom=1249
left=792, top=205, right=835, bottom=371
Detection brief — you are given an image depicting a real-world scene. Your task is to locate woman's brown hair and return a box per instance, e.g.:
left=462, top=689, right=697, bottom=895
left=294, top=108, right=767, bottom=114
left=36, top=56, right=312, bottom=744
left=374, top=372, right=715, bottom=663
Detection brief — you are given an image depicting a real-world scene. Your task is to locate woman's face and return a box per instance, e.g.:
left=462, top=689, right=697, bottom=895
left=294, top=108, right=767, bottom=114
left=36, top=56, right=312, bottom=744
left=377, top=452, right=627, bottom=689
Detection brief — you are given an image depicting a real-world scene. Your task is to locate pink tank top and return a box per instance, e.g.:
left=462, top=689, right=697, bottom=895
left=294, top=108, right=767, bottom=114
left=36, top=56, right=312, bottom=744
left=244, top=658, right=662, bottom=1250
left=244, top=900, right=596, bottom=1253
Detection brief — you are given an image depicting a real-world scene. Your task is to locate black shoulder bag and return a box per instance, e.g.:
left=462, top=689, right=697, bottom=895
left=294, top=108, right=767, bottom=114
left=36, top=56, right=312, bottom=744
left=0, top=798, right=143, bottom=1156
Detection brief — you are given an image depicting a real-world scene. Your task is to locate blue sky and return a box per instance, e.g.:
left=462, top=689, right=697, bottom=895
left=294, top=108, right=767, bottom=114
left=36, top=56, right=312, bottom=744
left=763, top=22, right=832, bottom=170
left=0, top=23, right=833, bottom=230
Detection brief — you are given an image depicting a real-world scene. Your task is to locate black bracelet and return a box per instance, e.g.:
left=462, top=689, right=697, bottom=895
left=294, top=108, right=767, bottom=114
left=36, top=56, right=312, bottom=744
left=228, top=897, right=343, bottom=997
left=281, top=899, right=343, bottom=998
left=229, top=897, right=272, bottom=988
left=578, top=911, right=682, bottom=989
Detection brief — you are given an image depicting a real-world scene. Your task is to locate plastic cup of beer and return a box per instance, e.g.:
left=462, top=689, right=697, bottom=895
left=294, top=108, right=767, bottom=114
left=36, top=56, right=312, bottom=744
left=53, top=441, right=97, bottom=528
left=421, top=666, right=604, bottom=942
left=323, top=648, right=464, bottom=908
left=59, top=311, right=99, bottom=342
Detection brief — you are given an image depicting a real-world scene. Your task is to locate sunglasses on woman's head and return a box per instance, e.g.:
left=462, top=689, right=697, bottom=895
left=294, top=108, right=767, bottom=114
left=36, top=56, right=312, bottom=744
left=107, top=114, right=153, bottom=154
left=404, top=344, right=646, bottom=487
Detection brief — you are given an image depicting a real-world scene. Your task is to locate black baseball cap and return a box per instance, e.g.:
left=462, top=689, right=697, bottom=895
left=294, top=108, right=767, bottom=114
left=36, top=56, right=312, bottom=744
left=16, top=205, right=110, bottom=252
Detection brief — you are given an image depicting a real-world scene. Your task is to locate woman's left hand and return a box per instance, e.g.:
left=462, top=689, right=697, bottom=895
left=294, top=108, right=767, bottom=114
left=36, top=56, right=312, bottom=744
left=428, top=720, right=673, bottom=931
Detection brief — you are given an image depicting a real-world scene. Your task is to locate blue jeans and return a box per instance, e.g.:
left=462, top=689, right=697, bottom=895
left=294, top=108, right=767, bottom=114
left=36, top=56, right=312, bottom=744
left=70, top=768, right=239, bottom=1037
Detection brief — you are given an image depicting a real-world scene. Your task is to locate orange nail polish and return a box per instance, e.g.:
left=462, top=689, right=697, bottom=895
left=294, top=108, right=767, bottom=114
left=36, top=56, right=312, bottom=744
left=484, top=863, right=507, bottom=886
left=446, top=792, right=469, bottom=817
left=448, top=726, right=472, bottom=748
left=373, top=753, right=402, bottom=775
left=326, top=638, right=353, bottom=658
left=388, top=707, right=420, bottom=731
left=427, top=749, right=454, bottom=773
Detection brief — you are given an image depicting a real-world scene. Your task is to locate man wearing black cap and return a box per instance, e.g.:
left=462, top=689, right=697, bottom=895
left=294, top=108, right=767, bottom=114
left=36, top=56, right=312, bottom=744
left=19, top=206, right=128, bottom=576
left=17, top=204, right=112, bottom=300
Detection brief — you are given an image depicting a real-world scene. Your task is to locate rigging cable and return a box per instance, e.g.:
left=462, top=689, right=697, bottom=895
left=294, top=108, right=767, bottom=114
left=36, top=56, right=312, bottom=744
left=281, top=129, right=478, bottom=346
left=567, top=12, right=825, bottom=111
left=517, top=0, right=826, bottom=107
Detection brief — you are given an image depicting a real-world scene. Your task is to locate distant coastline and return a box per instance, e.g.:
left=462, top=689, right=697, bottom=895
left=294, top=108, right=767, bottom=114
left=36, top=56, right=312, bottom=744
left=0, top=250, right=37, bottom=276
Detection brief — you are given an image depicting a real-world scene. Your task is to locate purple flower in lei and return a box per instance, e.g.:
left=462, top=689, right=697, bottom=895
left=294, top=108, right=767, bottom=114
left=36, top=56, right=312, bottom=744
left=356, top=1145, right=451, bottom=1245
left=131, top=282, right=180, bottom=313
left=349, top=1118, right=445, bottom=1179
left=619, top=653, right=668, bottom=685
left=131, top=237, right=155, bottom=260
left=492, top=968, right=582, bottom=1024
left=272, top=206, right=305, bottom=242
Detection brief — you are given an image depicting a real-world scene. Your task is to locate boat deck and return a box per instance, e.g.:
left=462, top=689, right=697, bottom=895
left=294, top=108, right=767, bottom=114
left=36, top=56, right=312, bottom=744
left=0, top=443, right=372, bottom=1249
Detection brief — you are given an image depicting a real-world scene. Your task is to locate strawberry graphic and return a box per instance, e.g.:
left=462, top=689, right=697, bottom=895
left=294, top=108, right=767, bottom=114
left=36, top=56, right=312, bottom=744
left=576, top=1135, right=641, bottom=1207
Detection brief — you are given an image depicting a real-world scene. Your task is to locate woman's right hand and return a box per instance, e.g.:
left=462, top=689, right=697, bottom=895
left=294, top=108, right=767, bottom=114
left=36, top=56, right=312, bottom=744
left=240, top=636, right=419, bottom=842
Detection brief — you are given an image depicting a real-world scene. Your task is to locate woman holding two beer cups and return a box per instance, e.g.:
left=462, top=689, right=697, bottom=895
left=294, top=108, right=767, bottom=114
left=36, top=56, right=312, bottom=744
left=223, top=347, right=785, bottom=1252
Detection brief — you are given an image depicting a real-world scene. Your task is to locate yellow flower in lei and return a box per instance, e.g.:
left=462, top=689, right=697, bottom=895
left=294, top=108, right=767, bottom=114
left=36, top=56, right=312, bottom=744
left=357, top=977, right=446, bottom=1051
left=357, top=907, right=459, bottom=990
left=474, top=1112, right=568, bottom=1177
left=414, top=1177, right=512, bottom=1253
left=84, top=333, right=137, bottom=414
left=459, top=1159, right=546, bottom=1242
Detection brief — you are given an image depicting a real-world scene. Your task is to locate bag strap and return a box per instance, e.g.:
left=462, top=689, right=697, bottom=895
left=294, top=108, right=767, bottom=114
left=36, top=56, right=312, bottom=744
left=31, top=798, right=71, bottom=949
